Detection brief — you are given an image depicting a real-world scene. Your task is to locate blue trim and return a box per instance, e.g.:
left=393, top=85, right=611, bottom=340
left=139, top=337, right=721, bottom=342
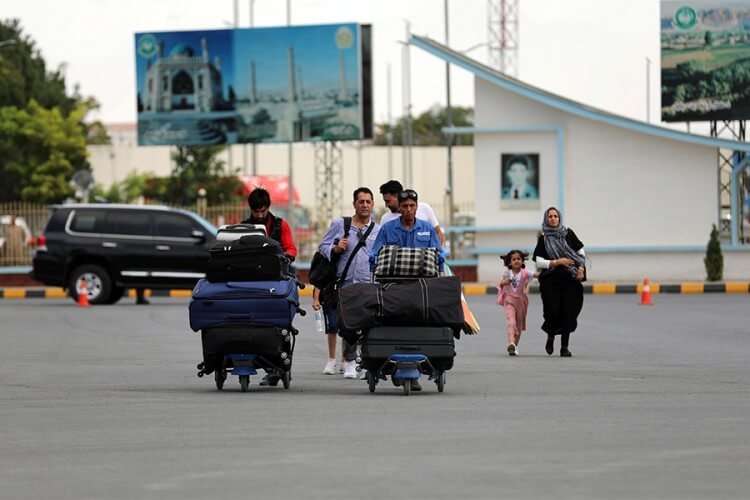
left=732, top=157, right=749, bottom=246
left=471, top=245, right=750, bottom=255
left=444, top=224, right=538, bottom=233
left=411, top=35, right=750, bottom=153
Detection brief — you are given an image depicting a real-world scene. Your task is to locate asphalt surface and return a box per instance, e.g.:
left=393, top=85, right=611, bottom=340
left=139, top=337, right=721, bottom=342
left=1, top=293, right=748, bottom=500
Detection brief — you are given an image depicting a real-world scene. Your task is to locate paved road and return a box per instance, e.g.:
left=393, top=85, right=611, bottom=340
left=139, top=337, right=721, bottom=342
left=1, top=293, right=748, bottom=499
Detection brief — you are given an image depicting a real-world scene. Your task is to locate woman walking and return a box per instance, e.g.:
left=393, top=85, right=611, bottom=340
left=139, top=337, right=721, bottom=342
left=533, top=207, right=586, bottom=357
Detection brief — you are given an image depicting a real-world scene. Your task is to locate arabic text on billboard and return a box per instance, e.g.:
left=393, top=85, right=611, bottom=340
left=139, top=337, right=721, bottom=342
left=135, top=24, right=371, bottom=145
left=661, top=1, right=750, bottom=122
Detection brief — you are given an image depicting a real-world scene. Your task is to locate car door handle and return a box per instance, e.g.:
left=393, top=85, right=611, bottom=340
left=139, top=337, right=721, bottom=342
left=102, top=242, right=118, bottom=248
left=155, top=245, right=170, bottom=251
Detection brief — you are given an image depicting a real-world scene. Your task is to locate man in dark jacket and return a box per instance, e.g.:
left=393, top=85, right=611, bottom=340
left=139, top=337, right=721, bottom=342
left=242, top=187, right=298, bottom=386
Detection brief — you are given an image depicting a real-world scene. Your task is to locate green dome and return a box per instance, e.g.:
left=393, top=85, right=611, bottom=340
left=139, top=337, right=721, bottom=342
left=168, top=44, right=195, bottom=58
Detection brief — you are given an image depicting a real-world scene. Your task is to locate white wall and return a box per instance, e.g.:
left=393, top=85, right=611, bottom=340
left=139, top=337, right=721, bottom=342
left=473, top=78, right=748, bottom=282
left=88, top=142, right=474, bottom=224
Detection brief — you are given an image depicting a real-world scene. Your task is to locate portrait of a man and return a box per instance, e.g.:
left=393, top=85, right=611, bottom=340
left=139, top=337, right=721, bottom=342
left=501, top=154, right=540, bottom=208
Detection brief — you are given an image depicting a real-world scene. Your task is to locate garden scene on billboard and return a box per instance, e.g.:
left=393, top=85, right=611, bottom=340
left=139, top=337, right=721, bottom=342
left=135, top=23, right=371, bottom=145
left=661, top=1, right=750, bottom=122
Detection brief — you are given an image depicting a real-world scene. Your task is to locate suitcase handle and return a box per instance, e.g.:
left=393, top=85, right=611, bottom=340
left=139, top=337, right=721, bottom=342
left=395, top=345, right=420, bottom=351
left=224, top=313, right=254, bottom=320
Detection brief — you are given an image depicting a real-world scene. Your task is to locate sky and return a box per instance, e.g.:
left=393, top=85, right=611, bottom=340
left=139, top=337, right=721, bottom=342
left=3, top=0, right=669, bottom=130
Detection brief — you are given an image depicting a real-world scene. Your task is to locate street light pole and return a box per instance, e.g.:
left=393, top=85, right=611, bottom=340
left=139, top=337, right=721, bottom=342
left=444, top=0, right=455, bottom=257
left=646, top=56, right=651, bottom=123
left=286, top=0, right=295, bottom=229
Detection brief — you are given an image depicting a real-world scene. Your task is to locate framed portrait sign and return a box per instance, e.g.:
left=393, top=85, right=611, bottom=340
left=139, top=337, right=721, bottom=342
left=500, top=153, right=540, bottom=209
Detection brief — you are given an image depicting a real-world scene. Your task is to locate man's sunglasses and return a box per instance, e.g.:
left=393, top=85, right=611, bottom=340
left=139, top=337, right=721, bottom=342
left=397, top=189, right=418, bottom=201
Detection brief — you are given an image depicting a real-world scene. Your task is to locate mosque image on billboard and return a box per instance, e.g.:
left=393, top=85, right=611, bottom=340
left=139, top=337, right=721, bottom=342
left=135, top=23, right=370, bottom=145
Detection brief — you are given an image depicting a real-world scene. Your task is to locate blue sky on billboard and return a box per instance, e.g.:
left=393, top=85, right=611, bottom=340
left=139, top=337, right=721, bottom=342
left=231, top=24, right=359, bottom=97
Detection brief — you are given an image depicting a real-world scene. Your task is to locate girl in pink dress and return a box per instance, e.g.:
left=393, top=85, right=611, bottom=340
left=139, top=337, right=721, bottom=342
left=498, top=250, right=535, bottom=356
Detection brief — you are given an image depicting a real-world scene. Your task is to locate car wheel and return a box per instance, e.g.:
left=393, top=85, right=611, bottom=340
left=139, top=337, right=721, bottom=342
left=69, top=264, right=113, bottom=305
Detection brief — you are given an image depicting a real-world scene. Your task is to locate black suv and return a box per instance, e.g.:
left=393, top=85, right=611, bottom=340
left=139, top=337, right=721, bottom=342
left=32, top=204, right=217, bottom=304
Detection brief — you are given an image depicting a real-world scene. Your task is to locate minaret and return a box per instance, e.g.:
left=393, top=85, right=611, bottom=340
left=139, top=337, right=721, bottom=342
left=201, top=37, right=208, bottom=63
left=297, top=65, right=304, bottom=100
left=249, top=60, right=257, bottom=105
left=338, top=49, right=348, bottom=102
left=280, top=46, right=299, bottom=141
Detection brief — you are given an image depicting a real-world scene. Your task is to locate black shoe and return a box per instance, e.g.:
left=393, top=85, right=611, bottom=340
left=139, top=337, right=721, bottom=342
left=560, top=348, right=572, bottom=357
left=545, top=335, right=554, bottom=355
left=411, top=379, right=422, bottom=392
left=259, top=374, right=280, bottom=386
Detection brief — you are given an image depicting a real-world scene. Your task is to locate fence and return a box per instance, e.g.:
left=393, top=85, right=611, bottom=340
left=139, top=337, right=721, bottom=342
left=0, top=200, right=477, bottom=267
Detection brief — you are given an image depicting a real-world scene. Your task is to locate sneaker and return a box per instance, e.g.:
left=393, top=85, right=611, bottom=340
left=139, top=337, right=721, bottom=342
left=338, top=362, right=345, bottom=374
left=507, top=343, right=516, bottom=356
left=343, top=360, right=357, bottom=379
left=323, top=358, right=337, bottom=375
left=357, top=368, right=367, bottom=380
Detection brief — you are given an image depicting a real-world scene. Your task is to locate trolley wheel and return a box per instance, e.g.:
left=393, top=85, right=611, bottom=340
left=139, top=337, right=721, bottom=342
left=366, top=371, right=377, bottom=393
left=215, top=367, right=226, bottom=390
left=281, top=370, right=291, bottom=390
left=403, top=378, right=412, bottom=396
left=436, top=371, right=446, bottom=393
left=239, top=375, right=249, bottom=392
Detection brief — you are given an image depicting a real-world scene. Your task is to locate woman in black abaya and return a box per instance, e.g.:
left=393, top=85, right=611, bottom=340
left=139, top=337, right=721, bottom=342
left=533, top=207, right=586, bottom=357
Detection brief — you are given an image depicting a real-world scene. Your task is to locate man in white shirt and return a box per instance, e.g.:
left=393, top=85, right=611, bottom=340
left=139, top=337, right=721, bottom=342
left=378, top=180, right=445, bottom=246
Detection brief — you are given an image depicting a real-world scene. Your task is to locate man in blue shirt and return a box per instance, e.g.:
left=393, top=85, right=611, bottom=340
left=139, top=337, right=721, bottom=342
left=370, top=189, right=444, bottom=272
left=315, top=187, right=380, bottom=379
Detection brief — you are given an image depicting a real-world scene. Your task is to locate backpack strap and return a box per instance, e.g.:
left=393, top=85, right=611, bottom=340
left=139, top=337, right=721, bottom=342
left=339, top=221, right=374, bottom=284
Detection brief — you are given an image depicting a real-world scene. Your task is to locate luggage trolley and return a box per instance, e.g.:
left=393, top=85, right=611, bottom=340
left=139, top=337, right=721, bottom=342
left=189, top=224, right=306, bottom=392
left=357, top=274, right=459, bottom=396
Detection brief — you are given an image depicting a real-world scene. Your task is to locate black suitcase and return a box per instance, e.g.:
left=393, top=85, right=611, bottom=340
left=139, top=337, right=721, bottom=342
left=201, top=325, right=294, bottom=374
left=206, top=235, right=289, bottom=282
left=360, top=326, right=456, bottom=372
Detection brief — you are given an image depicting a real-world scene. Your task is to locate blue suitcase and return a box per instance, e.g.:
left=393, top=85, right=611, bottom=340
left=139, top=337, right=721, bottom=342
left=189, top=278, right=301, bottom=332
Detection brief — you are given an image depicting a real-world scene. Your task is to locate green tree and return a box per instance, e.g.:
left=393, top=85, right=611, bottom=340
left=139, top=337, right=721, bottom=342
left=704, top=224, right=723, bottom=281
left=0, top=19, right=102, bottom=201
left=143, top=146, right=243, bottom=205
left=0, top=101, right=89, bottom=202
left=373, top=105, right=474, bottom=146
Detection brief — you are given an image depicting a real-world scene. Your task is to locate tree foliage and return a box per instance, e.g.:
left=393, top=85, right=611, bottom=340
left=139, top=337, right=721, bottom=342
left=142, top=146, right=244, bottom=205
left=0, top=19, right=106, bottom=202
left=373, top=105, right=474, bottom=146
left=704, top=224, right=723, bottom=281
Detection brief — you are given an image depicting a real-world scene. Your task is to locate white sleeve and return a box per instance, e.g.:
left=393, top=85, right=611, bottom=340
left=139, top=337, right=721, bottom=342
left=577, top=248, right=586, bottom=258
left=380, top=211, right=397, bottom=225
left=418, top=202, right=440, bottom=227
left=534, top=256, right=551, bottom=269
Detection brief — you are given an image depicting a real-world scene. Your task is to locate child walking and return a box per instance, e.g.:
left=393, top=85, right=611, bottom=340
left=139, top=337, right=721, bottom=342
left=498, top=250, right=535, bottom=356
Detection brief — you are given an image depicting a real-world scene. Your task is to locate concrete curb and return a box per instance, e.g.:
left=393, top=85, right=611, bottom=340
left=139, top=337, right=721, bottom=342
left=1, top=282, right=748, bottom=299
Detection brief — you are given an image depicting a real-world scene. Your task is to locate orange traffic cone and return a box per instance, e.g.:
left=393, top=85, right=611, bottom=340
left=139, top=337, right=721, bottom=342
left=77, top=278, right=90, bottom=308
left=639, top=278, right=653, bottom=306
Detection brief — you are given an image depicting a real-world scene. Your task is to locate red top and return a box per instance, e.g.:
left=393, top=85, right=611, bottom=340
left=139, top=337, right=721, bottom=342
left=268, top=217, right=298, bottom=258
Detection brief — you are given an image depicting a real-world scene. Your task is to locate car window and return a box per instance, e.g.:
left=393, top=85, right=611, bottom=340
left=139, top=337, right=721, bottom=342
left=70, top=210, right=107, bottom=233
left=105, top=211, right=151, bottom=236
left=154, top=213, right=196, bottom=238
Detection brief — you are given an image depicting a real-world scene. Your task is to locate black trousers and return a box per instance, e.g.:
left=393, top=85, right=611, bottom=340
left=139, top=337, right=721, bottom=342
left=540, top=277, right=584, bottom=344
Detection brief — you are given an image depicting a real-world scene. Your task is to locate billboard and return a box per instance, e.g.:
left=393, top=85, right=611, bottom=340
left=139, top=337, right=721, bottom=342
left=661, top=1, right=750, bottom=122
left=135, top=23, right=372, bottom=145
left=500, top=154, right=540, bottom=210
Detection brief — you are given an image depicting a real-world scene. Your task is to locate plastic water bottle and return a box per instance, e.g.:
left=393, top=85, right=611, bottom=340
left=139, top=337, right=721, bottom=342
left=314, top=309, right=325, bottom=333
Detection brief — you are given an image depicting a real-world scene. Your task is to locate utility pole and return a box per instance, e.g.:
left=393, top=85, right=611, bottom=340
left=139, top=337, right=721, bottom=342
left=646, top=56, right=651, bottom=123
left=286, top=0, right=295, bottom=228
left=445, top=0, right=455, bottom=257
left=387, top=63, right=393, bottom=180
left=249, top=0, right=257, bottom=175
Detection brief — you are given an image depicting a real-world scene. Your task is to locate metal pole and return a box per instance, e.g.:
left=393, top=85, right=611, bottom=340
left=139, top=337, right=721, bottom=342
left=445, top=0, right=455, bottom=256
left=403, top=21, right=413, bottom=186
left=387, top=63, right=393, bottom=180
left=357, top=141, right=363, bottom=186
left=248, top=0, right=256, bottom=176
left=646, top=56, right=651, bottom=124
left=287, top=0, right=294, bottom=228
